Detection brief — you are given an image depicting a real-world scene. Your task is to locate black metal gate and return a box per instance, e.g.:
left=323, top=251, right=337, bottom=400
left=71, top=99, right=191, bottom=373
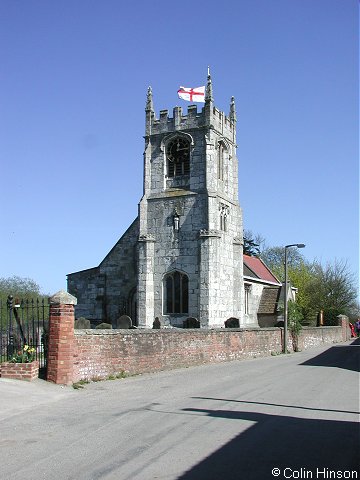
left=0, top=295, right=50, bottom=378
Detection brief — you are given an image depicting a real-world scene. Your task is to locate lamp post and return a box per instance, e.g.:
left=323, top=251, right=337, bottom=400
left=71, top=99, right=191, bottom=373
left=283, top=243, right=305, bottom=353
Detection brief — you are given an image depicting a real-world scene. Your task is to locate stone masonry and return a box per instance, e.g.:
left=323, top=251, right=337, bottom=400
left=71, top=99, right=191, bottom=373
left=68, top=74, right=250, bottom=328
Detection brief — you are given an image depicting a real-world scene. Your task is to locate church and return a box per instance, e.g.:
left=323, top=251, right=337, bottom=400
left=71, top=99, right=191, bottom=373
left=67, top=73, right=282, bottom=329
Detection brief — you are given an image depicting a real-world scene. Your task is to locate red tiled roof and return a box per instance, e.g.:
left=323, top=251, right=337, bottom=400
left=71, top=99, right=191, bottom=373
left=243, top=254, right=280, bottom=284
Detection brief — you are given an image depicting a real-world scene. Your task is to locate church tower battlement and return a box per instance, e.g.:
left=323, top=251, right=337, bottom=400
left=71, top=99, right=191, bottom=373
left=145, top=100, right=237, bottom=142
left=138, top=73, right=245, bottom=328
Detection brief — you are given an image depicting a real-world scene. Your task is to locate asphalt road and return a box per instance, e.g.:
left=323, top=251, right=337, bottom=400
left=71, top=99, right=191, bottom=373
left=0, top=340, right=359, bottom=480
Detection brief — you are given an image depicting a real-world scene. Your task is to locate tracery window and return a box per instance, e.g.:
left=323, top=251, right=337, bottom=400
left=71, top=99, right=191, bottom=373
left=219, top=203, right=230, bottom=231
left=164, top=271, right=189, bottom=314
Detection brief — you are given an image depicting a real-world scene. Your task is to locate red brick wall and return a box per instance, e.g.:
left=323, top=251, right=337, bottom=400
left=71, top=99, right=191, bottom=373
left=298, top=325, right=347, bottom=350
left=1, top=360, right=39, bottom=381
left=44, top=295, right=349, bottom=384
left=72, top=325, right=346, bottom=382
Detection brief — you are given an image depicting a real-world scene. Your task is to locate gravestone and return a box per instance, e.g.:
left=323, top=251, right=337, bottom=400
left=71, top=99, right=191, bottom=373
left=225, top=317, right=240, bottom=328
left=153, top=317, right=161, bottom=329
left=112, top=315, right=132, bottom=329
left=95, top=323, right=112, bottom=329
left=74, top=317, right=91, bottom=329
left=183, top=317, right=200, bottom=328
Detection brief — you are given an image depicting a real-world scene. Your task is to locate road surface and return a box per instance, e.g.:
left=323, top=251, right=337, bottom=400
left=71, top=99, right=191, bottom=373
left=0, top=340, right=359, bottom=480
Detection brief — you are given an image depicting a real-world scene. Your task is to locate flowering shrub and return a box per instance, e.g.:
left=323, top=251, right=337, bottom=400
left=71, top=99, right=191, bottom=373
left=11, top=345, right=36, bottom=363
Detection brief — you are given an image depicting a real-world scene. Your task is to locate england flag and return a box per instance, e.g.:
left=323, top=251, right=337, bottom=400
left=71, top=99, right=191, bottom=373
left=177, top=86, right=205, bottom=103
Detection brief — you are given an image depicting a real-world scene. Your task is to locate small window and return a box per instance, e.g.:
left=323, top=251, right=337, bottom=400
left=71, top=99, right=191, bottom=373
left=244, top=284, right=251, bottom=314
left=164, top=271, right=189, bottom=314
left=166, top=138, right=190, bottom=177
left=218, top=142, right=225, bottom=180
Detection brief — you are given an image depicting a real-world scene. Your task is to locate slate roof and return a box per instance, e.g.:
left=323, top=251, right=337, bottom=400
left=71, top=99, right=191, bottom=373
left=258, top=287, right=281, bottom=315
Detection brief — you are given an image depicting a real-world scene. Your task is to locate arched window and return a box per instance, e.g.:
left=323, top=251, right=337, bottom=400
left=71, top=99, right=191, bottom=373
left=166, top=138, right=190, bottom=177
left=218, top=141, right=225, bottom=180
left=219, top=203, right=229, bottom=231
left=164, top=271, right=189, bottom=314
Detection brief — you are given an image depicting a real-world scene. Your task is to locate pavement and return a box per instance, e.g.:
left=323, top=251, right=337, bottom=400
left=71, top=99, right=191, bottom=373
left=0, top=376, right=76, bottom=421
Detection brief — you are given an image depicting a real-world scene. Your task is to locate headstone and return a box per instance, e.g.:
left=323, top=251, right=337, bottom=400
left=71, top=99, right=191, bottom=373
left=74, top=317, right=91, bottom=329
left=183, top=317, right=200, bottom=328
left=95, top=323, right=112, bottom=329
left=225, top=317, right=240, bottom=328
left=153, top=317, right=161, bottom=329
left=317, top=310, right=324, bottom=327
left=112, top=315, right=132, bottom=329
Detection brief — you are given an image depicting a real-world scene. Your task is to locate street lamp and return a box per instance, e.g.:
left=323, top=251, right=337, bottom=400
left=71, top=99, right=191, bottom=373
left=283, top=243, right=305, bottom=353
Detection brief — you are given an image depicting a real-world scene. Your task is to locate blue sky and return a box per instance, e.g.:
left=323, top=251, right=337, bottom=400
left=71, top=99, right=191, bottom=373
left=0, top=0, right=358, bottom=295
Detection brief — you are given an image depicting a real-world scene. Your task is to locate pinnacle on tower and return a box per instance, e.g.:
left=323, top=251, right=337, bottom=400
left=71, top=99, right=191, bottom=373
left=145, top=86, right=154, bottom=112
left=230, top=96, right=237, bottom=122
left=205, top=67, right=213, bottom=103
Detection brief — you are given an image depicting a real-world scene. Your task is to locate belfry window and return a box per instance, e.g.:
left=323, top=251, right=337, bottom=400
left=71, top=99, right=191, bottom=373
left=166, top=138, right=190, bottom=177
left=164, top=271, right=189, bottom=314
left=218, top=142, right=225, bottom=180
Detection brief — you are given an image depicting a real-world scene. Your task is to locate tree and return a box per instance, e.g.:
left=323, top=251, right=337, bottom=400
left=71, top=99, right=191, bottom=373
left=306, top=260, right=358, bottom=324
left=243, top=230, right=266, bottom=257
left=0, top=276, right=41, bottom=297
left=0, top=276, right=45, bottom=312
left=261, top=246, right=306, bottom=281
left=0, top=276, right=44, bottom=331
left=260, top=246, right=358, bottom=324
left=243, top=237, right=260, bottom=257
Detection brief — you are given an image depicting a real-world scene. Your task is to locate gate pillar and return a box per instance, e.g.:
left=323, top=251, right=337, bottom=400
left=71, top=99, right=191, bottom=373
left=47, top=290, right=77, bottom=385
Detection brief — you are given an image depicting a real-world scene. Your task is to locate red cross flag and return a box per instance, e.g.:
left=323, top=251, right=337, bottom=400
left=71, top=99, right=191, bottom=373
left=177, top=86, right=205, bottom=103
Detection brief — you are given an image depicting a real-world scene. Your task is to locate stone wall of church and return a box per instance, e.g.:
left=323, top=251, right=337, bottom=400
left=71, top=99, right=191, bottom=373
left=200, top=129, right=243, bottom=327
left=68, top=219, right=139, bottom=324
left=67, top=267, right=104, bottom=322
left=140, top=192, right=207, bottom=327
left=244, top=282, right=263, bottom=326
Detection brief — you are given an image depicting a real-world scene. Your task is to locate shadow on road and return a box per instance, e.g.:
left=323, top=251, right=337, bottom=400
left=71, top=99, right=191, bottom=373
left=190, top=397, right=359, bottom=416
left=300, top=342, right=360, bottom=372
left=177, top=408, right=360, bottom=480
left=176, top=345, right=359, bottom=480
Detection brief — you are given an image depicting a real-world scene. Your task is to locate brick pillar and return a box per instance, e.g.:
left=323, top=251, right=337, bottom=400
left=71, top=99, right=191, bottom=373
left=47, top=290, right=77, bottom=385
left=337, top=314, right=350, bottom=341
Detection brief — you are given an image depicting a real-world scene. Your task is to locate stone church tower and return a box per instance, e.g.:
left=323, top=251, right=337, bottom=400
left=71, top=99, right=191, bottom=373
left=137, top=73, right=244, bottom=328
left=68, top=74, right=248, bottom=329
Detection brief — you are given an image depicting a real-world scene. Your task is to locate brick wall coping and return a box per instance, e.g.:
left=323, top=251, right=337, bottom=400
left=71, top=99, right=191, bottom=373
left=301, top=326, right=341, bottom=330
left=74, top=325, right=341, bottom=336
left=75, top=327, right=269, bottom=334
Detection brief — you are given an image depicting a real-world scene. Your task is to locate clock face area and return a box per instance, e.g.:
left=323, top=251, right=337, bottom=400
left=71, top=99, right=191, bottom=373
left=166, top=138, right=190, bottom=177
